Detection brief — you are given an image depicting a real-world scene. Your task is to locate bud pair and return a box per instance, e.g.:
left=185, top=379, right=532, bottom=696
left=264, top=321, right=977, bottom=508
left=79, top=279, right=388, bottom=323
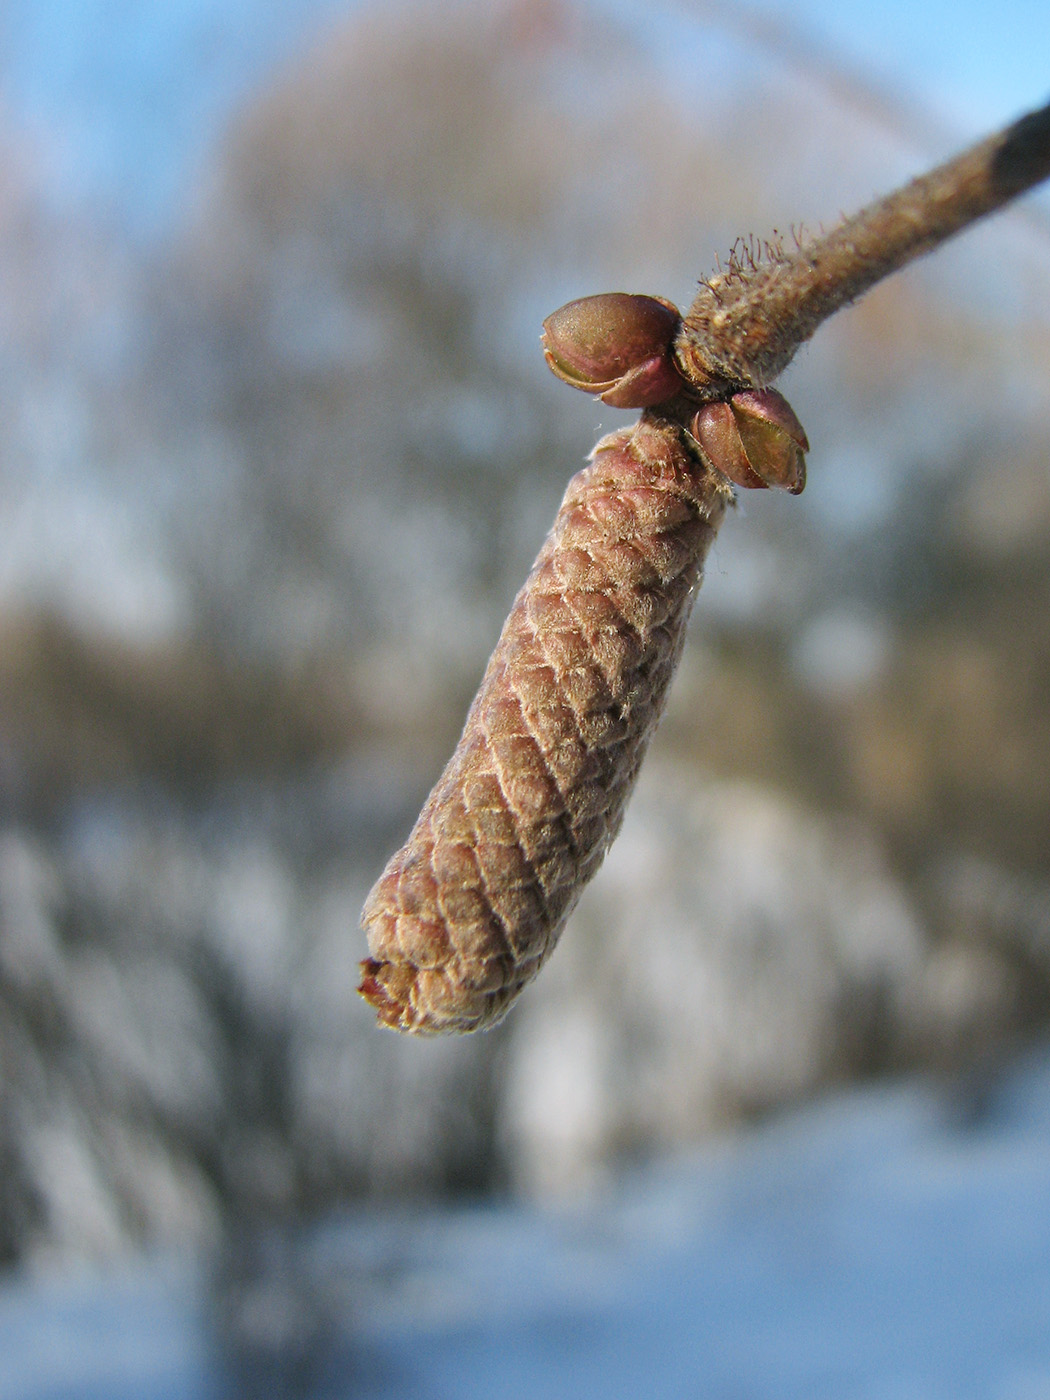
left=541, top=291, right=808, bottom=494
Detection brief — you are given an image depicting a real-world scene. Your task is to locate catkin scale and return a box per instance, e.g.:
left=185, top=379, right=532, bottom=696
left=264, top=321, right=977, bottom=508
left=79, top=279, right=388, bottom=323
left=359, top=415, right=731, bottom=1034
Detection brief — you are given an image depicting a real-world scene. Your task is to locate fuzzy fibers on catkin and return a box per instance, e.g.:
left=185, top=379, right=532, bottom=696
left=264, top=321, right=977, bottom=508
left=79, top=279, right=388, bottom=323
left=359, top=415, right=730, bottom=1033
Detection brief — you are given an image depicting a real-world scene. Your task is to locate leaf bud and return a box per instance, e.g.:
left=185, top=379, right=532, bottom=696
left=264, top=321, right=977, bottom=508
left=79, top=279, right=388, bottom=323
left=541, top=293, right=685, bottom=408
left=690, top=387, right=808, bottom=494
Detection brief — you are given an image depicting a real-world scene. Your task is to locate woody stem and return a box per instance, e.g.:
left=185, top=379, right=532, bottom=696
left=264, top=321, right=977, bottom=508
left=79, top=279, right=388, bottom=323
left=677, top=97, right=1050, bottom=394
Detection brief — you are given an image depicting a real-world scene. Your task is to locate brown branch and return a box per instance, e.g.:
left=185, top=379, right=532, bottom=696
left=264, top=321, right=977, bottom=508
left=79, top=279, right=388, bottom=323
left=677, top=98, right=1050, bottom=394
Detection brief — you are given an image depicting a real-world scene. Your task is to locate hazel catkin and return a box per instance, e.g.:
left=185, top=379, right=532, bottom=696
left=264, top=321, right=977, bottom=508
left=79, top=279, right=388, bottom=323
left=359, top=414, right=731, bottom=1034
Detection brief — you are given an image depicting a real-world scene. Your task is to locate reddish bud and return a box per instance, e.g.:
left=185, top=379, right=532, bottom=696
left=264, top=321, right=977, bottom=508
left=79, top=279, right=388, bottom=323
left=541, top=293, right=685, bottom=408
left=690, top=387, right=808, bottom=494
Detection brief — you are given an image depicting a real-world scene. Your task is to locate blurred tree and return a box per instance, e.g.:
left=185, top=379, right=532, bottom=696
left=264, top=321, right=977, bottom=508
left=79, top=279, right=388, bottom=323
left=1, top=0, right=1050, bottom=1271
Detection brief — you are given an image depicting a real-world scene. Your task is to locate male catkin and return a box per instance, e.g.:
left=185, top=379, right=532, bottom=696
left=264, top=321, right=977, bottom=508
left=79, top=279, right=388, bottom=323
left=360, top=415, right=730, bottom=1033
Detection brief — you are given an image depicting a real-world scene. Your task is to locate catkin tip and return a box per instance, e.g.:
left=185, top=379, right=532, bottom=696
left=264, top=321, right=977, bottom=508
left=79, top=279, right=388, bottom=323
left=359, top=954, right=508, bottom=1035
left=358, top=957, right=417, bottom=1032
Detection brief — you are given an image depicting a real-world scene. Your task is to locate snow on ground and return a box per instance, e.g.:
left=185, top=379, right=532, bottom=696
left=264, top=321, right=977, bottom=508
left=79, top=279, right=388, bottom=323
left=3, top=1045, right=1050, bottom=1399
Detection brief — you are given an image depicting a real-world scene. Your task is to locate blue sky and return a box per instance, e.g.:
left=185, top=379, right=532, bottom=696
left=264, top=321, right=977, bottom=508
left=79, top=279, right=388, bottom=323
left=0, top=0, right=1047, bottom=234
left=779, top=0, right=1050, bottom=134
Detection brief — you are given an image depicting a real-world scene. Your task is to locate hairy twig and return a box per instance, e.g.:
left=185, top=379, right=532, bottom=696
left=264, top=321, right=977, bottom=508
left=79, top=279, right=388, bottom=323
left=677, top=99, right=1050, bottom=394
left=361, top=99, right=1050, bottom=1035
